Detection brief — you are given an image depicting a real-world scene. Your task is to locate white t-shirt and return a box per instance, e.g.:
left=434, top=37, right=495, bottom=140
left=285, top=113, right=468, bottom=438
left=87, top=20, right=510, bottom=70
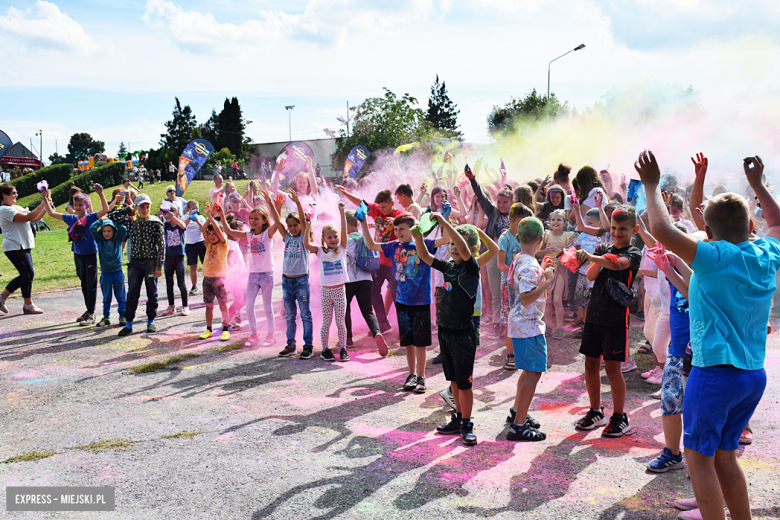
left=318, top=247, right=349, bottom=287
left=0, top=205, right=35, bottom=251
left=581, top=188, right=607, bottom=210
left=247, top=229, right=274, bottom=273
left=184, top=215, right=206, bottom=244
left=640, top=245, right=659, bottom=295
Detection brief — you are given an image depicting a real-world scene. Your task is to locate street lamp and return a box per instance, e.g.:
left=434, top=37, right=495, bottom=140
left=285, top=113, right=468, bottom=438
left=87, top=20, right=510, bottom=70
left=35, top=129, right=42, bottom=163
left=285, top=106, right=295, bottom=141
left=547, top=44, right=585, bottom=101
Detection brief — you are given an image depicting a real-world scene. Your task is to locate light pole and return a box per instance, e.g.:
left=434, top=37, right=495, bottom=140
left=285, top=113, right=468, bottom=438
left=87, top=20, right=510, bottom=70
left=285, top=106, right=295, bottom=141
left=35, top=129, right=42, bottom=163
left=547, top=44, right=585, bottom=102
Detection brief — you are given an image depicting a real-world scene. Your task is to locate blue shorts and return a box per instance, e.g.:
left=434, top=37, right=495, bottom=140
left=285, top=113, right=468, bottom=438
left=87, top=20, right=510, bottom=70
left=512, top=335, right=547, bottom=373
left=661, top=356, right=685, bottom=416
left=683, top=366, right=766, bottom=456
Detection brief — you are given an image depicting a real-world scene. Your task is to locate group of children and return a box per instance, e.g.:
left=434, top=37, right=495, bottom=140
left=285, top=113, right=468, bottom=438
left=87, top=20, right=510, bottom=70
left=41, top=150, right=777, bottom=520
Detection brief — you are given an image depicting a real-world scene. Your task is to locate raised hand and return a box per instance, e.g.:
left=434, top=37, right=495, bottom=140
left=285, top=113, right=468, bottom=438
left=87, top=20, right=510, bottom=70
left=275, top=157, right=287, bottom=175
left=430, top=211, right=444, bottom=223
left=691, top=153, right=708, bottom=180
left=594, top=192, right=604, bottom=207
left=620, top=174, right=627, bottom=191
left=419, top=183, right=427, bottom=196
left=634, top=150, right=661, bottom=187
left=274, top=194, right=284, bottom=212
left=338, top=202, right=346, bottom=212
left=662, top=191, right=673, bottom=208
left=336, top=185, right=347, bottom=195
left=541, top=175, right=551, bottom=187
left=93, top=183, right=103, bottom=195
left=453, top=185, right=461, bottom=197
left=569, top=188, right=580, bottom=209
left=289, top=189, right=299, bottom=203
left=744, top=156, right=765, bottom=186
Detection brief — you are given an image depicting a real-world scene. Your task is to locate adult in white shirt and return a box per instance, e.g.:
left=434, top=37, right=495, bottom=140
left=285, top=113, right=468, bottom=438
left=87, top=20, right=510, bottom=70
left=570, top=165, right=607, bottom=227
left=164, top=185, right=187, bottom=215
left=0, top=183, right=46, bottom=313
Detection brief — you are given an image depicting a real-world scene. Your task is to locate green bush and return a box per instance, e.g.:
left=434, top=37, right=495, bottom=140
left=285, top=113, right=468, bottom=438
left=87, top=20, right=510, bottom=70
left=28, top=162, right=127, bottom=210
left=9, top=164, right=73, bottom=198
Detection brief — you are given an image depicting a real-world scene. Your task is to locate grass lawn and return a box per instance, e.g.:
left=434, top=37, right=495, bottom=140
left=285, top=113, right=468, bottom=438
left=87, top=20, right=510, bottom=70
left=1, top=181, right=227, bottom=294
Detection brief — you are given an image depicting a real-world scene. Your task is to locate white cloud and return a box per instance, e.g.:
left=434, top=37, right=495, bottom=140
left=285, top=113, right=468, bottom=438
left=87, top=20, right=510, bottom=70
left=0, top=1, right=96, bottom=53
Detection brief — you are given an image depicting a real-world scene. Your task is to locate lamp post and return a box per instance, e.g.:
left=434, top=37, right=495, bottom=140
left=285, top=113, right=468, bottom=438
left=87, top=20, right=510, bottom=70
left=285, top=106, right=295, bottom=141
left=547, top=44, right=585, bottom=102
left=35, top=130, right=42, bottom=163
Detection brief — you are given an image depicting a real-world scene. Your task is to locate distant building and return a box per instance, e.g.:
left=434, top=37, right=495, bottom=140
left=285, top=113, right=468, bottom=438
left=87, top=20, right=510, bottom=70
left=0, top=142, right=42, bottom=177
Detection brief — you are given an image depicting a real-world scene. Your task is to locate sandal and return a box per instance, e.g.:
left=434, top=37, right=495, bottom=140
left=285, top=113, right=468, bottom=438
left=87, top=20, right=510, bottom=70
left=638, top=341, right=653, bottom=355
left=739, top=426, right=753, bottom=445
left=506, top=422, right=547, bottom=442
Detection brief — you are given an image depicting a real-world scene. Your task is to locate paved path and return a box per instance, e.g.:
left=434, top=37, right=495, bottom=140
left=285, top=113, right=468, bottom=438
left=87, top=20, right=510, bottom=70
left=1, top=290, right=779, bottom=519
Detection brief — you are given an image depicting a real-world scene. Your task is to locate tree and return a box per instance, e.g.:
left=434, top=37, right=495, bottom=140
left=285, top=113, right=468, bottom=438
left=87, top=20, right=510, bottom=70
left=487, top=89, right=568, bottom=136
left=64, top=133, right=105, bottom=164
left=199, top=109, right=220, bottom=146
left=117, top=141, right=128, bottom=159
left=331, top=88, right=432, bottom=169
left=216, top=97, right=247, bottom=159
left=48, top=152, right=67, bottom=165
left=425, top=75, right=462, bottom=140
left=159, top=97, right=198, bottom=153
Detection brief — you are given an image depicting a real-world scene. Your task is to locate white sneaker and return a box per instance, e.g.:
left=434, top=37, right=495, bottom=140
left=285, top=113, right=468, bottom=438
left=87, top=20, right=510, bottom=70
left=651, top=388, right=662, bottom=399
left=181, top=306, right=190, bottom=316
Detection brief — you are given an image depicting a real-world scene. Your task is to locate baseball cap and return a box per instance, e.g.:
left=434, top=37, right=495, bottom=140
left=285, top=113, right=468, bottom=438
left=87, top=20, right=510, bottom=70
left=135, top=194, right=152, bottom=206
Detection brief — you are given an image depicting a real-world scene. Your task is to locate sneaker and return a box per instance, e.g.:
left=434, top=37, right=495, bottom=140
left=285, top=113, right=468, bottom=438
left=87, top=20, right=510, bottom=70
left=119, top=317, right=127, bottom=326
left=739, top=427, right=753, bottom=445
left=220, top=330, right=231, bottom=341
left=95, top=317, right=111, bottom=328
left=199, top=330, right=213, bottom=340
left=635, top=310, right=645, bottom=321
left=602, top=412, right=634, bottom=437
left=402, top=374, right=418, bottom=391
left=147, top=322, right=156, bottom=333
left=641, top=365, right=661, bottom=379
left=299, top=345, right=313, bottom=359
left=430, top=352, right=443, bottom=365
left=552, top=327, right=565, bottom=340
left=278, top=345, right=296, bottom=357
left=647, top=447, right=685, bottom=473
left=677, top=509, right=704, bottom=520
left=375, top=334, right=388, bottom=357
left=646, top=370, right=663, bottom=384
left=189, top=286, right=199, bottom=295
left=436, top=412, right=461, bottom=434
left=621, top=358, right=637, bottom=373
left=576, top=407, right=607, bottom=431
left=460, top=420, right=477, bottom=445
left=673, top=498, right=698, bottom=511
left=439, top=387, right=455, bottom=410
left=262, top=335, right=275, bottom=347
left=79, top=314, right=95, bottom=326
left=118, top=326, right=133, bottom=337
left=320, top=348, right=336, bottom=362
left=504, top=354, right=517, bottom=370
left=180, top=307, right=190, bottom=316
left=76, top=311, right=91, bottom=323
left=600, top=358, right=606, bottom=369
left=346, top=337, right=354, bottom=347
left=228, top=322, right=241, bottom=331
left=506, top=422, right=547, bottom=442
left=0, top=299, right=8, bottom=314
left=413, top=377, right=426, bottom=393
left=339, top=348, right=350, bottom=362
left=160, top=306, right=175, bottom=317
left=506, top=408, right=540, bottom=429
left=564, top=311, right=578, bottom=322
left=651, top=389, right=662, bottom=399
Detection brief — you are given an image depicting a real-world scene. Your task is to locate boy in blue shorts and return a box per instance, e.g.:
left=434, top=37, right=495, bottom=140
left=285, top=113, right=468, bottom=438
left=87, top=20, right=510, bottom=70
left=505, top=217, right=556, bottom=441
left=636, top=151, right=780, bottom=520
left=361, top=212, right=449, bottom=393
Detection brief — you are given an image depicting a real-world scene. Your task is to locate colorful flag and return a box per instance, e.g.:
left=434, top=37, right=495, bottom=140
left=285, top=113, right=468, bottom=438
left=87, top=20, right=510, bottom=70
left=175, top=139, right=215, bottom=197
left=343, top=145, right=370, bottom=180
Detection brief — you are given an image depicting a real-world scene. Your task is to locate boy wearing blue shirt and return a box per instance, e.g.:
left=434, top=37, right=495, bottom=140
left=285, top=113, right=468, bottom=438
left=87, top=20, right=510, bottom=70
left=89, top=218, right=128, bottom=327
left=42, top=184, right=109, bottom=325
left=361, top=212, right=448, bottom=393
left=637, top=151, right=780, bottom=520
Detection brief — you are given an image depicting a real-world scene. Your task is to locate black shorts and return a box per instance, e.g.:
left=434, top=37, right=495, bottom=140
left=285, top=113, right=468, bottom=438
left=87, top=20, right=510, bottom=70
left=439, top=326, right=477, bottom=390
left=202, top=276, right=227, bottom=306
left=579, top=322, right=629, bottom=362
left=396, top=302, right=432, bottom=348
left=185, top=242, right=207, bottom=266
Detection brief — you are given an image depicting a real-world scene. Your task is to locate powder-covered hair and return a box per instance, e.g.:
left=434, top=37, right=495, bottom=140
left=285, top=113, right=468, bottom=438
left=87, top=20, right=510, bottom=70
left=610, top=205, right=637, bottom=228
left=321, top=224, right=341, bottom=254
left=510, top=203, right=533, bottom=222
left=517, top=217, right=545, bottom=244
left=73, top=193, right=89, bottom=205
left=456, top=224, right=480, bottom=250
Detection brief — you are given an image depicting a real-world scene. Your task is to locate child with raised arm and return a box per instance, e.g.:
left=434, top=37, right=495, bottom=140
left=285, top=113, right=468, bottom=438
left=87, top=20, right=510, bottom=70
left=573, top=205, right=641, bottom=437
left=360, top=212, right=450, bottom=393
left=43, top=184, right=110, bottom=325
left=160, top=206, right=189, bottom=317
left=413, top=217, right=492, bottom=445
left=505, top=217, right=556, bottom=441
left=196, top=203, right=231, bottom=342
left=303, top=202, right=350, bottom=362
left=88, top=216, right=127, bottom=328
left=636, top=151, right=780, bottom=520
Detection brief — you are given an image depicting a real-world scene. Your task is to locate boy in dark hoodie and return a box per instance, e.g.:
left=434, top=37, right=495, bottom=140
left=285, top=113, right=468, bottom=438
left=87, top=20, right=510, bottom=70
left=89, top=218, right=128, bottom=327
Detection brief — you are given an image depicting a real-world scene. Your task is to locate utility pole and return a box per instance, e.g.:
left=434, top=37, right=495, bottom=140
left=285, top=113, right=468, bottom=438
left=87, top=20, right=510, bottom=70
left=285, top=105, right=295, bottom=141
left=346, top=101, right=350, bottom=138
left=35, top=130, right=42, bottom=162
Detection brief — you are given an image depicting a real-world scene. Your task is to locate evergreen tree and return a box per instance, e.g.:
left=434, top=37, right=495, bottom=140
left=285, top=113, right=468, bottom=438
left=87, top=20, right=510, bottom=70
left=425, top=75, right=462, bottom=140
left=160, top=97, right=198, bottom=153
left=117, top=141, right=128, bottom=159
left=199, top=109, right=220, bottom=147
left=217, top=97, right=247, bottom=159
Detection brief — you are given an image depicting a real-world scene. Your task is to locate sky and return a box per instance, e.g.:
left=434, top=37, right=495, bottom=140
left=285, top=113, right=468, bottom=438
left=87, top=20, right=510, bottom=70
left=1, top=0, right=780, bottom=165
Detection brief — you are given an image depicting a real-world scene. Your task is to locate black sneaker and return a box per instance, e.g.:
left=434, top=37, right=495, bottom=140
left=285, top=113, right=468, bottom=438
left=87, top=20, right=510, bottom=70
left=430, top=352, right=443, bottom=365
left=119, top=317, right=127, bottom=326
left=300, top=346, right=313, bottom=359
left=189, top=286, right=199, bottom=295
left=320, top=348, right=336, bottom=362
left=76, top=311, right=91, bottom=323
left=118, top=326, right=133, bottom=337
left=576, top=407, right=608, bottom=431
left=413, top=377, right=426, bottom=393
left=506, top=422, right=547, bottom=442
left=402, top=374, right=418, bottom=391
left=506, top=408, right=541, bottom=429
left=78, top=314, right=95, bottom=326
left=95, top=317, right=111, bottom=328
left=602, top=413, right=635, bottom=437
left=460, top=420, right=477, bottom=445
left=278, top=345, right=296, bottom=357
left=436, top=413, right=461, bottom=435
left=339, top=348, right=350, bottom=362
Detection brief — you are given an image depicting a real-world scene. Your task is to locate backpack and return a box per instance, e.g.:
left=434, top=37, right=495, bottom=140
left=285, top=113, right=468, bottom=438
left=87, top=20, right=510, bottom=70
left=354, top=235, right=380, bottom=271
left=67, top=216, right=88, bottom=242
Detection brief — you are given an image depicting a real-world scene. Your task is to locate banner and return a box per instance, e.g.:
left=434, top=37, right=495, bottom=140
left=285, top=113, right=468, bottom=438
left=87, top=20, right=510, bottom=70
left=0, top=130, right=13, bottom=160
left=175, top=139, right=215, bottom=197
left=343, top=145, right=370, bottom=180
left=275, top=142, right=314, bottom=190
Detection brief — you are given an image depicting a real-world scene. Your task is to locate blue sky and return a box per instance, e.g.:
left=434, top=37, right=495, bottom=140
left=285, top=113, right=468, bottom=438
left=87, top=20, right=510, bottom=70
left=1, top=0, right=779, bottom=161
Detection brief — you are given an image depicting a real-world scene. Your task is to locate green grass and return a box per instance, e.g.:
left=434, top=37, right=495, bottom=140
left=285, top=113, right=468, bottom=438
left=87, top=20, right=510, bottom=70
left=211, top=340, right=245, bottom=353
left=163, top=430, right=201, bottom=439
left=2, top=450, right=58, bottom=463
left=127, top=353, right=201, bottom=374
left=72, top=438, right=142, bottom=453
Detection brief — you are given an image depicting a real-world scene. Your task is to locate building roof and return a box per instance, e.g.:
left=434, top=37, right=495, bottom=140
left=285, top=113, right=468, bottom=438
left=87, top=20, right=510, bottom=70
left=6, top=142, right=36, bottom=158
